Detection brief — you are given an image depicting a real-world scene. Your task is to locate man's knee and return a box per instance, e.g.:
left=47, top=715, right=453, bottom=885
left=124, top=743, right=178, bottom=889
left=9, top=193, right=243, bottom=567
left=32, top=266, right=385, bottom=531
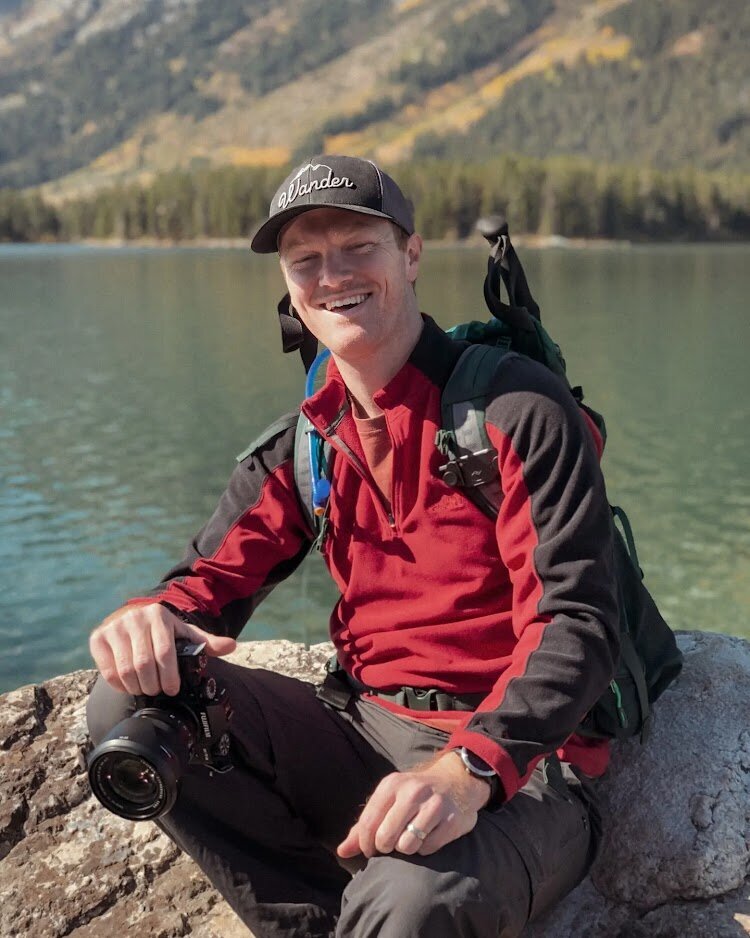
left=85, top=674, right=136, bottom=745
left=338, top=854, right=502, bottom=938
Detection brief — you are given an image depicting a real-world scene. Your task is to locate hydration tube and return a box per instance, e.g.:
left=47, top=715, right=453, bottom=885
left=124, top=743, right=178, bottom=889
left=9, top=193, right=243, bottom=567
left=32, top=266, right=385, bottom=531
left=305, top=348, right=332, bottom=515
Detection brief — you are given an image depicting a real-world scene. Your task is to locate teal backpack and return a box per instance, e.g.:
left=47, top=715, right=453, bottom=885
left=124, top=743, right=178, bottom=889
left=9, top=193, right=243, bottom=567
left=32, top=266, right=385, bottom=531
left=288, top=216, right=682, bottom=743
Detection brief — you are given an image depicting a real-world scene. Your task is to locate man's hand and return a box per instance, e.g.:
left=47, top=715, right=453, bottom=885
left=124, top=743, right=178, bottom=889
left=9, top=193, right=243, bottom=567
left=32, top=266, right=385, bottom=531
left=337, top=750, right=491, bottom=859
left=89, top=603, right=237, bottom=697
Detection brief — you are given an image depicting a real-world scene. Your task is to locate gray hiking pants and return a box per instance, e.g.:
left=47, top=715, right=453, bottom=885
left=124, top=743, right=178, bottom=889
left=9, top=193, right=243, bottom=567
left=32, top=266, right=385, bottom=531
left=86, top=662, right=602, bottom=938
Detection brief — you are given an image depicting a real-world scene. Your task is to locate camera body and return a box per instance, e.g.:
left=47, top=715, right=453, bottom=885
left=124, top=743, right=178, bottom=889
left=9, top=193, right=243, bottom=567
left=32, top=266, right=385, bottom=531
left=165, top=639, right=233, bottom=770
left=87, top=640, right=233, bottom=820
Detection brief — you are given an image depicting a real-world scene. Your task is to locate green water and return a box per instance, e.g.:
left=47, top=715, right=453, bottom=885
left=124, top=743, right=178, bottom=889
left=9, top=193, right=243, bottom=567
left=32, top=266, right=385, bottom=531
left=1, top=243, right=748, bottom=692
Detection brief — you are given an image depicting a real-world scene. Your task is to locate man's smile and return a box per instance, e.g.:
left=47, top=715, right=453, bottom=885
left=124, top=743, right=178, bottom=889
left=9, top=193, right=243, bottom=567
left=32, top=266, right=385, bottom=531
left=321, top=293, right=372, bottom=312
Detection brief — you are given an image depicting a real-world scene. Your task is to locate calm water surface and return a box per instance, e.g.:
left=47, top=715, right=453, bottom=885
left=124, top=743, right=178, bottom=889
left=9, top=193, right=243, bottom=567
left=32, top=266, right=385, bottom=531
left=1, top=243, right=749, bottom=692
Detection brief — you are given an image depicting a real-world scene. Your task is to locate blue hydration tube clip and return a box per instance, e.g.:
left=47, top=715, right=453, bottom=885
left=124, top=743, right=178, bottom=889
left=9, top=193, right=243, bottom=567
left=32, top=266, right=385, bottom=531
left=305, top=349, right=332, bottom=515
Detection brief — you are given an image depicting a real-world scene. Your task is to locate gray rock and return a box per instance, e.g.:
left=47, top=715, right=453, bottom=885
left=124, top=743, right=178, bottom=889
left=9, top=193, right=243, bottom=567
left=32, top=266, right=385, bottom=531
left=528, top=630, right=750, bottom=938
left=0, top=632, right=748, bottom=937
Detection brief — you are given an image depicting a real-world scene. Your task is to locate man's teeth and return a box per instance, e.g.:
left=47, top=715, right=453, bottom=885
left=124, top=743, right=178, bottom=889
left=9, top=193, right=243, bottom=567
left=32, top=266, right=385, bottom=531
left=325, top=294, right=368, bottom=310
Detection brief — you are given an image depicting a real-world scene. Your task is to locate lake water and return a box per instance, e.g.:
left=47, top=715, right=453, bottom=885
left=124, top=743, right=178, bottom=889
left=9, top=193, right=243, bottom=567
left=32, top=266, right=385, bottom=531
left=1, top=243, right=749, bottom=693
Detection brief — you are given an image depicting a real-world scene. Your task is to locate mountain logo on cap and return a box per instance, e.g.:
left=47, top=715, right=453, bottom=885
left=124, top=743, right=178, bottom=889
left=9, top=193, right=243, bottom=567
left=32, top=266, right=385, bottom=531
left=276, top=162, right=357, bottom=211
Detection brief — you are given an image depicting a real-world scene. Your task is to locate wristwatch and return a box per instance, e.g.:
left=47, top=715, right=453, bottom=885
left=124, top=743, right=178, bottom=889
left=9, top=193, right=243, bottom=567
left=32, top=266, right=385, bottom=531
left=453, top=747, right=502, bottom=803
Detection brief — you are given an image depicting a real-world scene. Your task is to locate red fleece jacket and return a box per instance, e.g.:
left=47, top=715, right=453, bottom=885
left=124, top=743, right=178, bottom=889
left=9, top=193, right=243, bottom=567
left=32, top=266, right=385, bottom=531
left=130, top=317, right=619, bottom=802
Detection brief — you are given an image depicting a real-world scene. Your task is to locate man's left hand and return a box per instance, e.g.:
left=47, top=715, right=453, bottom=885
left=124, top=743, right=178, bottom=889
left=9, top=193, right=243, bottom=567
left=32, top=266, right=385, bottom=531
left=336, top=751, right=491, bottom=859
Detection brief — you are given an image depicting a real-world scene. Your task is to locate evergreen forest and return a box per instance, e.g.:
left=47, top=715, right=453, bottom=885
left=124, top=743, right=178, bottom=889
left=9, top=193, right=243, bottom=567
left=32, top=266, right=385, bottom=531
left=1, top=155, right=748, bottom=244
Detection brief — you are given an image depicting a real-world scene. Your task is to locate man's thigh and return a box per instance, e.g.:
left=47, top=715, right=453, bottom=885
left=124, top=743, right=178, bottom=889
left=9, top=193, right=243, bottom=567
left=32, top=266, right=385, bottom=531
left=338, top=809, right=532, bottom=938
left=339, top=704, right=600, bottom=934
left=335, top=759, right=598, bottom=938
left=484, top=757, right=601, bottom=925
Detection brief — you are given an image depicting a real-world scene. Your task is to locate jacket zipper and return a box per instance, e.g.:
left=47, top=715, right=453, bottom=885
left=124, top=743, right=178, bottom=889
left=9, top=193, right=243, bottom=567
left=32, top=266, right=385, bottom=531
left=327, top=430, right=397, bottom=533
left=384, top=413, right=400, bottom=532
left=319, top=406, right=398, bottom=534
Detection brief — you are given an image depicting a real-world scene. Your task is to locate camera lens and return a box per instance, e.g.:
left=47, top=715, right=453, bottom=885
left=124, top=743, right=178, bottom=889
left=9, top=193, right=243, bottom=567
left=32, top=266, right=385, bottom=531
left=107, top=756, right=162, bottom=805
left=91, top=752, right=167, bottom=818
left=88, top=711, right=192, bottom=820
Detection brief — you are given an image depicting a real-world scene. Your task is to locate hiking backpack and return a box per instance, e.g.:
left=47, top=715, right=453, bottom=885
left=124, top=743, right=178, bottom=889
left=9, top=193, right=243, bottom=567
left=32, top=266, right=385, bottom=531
left=286, top=215, right=683, bottom=743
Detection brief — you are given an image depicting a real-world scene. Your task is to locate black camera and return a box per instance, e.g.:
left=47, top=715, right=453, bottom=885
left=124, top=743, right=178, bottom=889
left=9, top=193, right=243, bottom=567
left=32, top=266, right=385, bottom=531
left=87, top=640, right=233, bottom=820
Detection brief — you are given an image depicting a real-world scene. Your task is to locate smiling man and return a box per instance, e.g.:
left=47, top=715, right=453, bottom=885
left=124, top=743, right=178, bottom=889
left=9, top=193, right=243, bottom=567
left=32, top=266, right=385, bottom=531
left=276, top=206, right=422, bottom=390
left=87, top=156, right=619, bottom=938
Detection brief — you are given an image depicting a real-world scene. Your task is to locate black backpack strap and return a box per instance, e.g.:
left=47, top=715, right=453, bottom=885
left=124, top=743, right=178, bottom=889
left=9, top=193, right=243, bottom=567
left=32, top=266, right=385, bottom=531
left=277, top=293, right=318, bottom=373
left=611, top=505, right=652, bottom=740
left=617, top=631, right=652, bottom=742
left=437, top=344, right=508, bottom=520
left=495, top=235, right=541, bottom=321
left=236, top=412, right=299, bottom=464
left=612, top=504, right=642, bottom=576
left=477, top=215, right=541, bottom=323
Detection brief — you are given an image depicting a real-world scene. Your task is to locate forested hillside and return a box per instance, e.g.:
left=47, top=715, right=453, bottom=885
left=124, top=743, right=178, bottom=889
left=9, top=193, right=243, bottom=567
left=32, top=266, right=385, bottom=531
left=2, top=155, right=749, bottom=244
left=0, top=0, right=748, bottom=195
left=415, top=0, right=750, bottom=170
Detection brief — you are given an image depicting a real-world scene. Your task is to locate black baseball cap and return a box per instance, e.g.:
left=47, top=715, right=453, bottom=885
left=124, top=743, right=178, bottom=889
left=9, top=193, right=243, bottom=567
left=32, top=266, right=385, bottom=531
left=250, top=155, right=415, bottom=254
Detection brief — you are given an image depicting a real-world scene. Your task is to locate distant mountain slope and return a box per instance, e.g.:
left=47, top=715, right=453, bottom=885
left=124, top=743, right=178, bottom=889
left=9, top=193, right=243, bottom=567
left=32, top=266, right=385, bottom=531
left=411, top=0, right=750, bottom=171
left=0, top=0, right=747, bottom=195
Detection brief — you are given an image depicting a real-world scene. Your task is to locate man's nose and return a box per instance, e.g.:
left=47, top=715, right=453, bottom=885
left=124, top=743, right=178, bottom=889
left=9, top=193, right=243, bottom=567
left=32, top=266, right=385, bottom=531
left=318, top=249, right=352, bottom=287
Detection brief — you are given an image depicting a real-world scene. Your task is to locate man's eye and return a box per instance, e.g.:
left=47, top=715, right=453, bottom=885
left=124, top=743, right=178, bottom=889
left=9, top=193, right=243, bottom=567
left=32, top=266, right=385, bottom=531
left=349, top=242, right=375, bottom=253
left=291, top=255, right=315, bottom=268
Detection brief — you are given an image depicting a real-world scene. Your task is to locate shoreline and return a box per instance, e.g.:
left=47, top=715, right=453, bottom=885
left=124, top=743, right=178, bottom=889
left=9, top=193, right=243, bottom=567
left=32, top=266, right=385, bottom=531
left=2, top=233, right=749, bottom=250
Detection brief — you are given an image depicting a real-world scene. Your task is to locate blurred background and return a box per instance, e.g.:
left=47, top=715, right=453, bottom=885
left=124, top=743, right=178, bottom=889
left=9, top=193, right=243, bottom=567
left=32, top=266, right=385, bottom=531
left=1, top=0, right=749, bottom=692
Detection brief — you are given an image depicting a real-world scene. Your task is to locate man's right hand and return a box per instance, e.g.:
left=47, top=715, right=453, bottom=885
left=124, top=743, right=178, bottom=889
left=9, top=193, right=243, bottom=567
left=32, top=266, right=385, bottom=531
left=89, top=603, right=237, bottom=697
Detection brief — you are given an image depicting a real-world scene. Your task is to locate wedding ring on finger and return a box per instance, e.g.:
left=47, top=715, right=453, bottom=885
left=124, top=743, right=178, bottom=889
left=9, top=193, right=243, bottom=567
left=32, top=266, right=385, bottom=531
left=405, top=822, right=428, bottom=842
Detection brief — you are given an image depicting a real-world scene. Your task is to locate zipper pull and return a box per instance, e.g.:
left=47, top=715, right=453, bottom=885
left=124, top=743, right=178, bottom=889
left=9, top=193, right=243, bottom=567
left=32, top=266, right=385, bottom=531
left=311, top=505, right=331, bottom=553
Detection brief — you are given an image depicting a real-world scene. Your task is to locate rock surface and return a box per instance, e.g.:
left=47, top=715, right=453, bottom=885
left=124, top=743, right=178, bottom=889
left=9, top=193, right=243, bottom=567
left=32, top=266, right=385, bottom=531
left=1, top=632, right=748, bottom=937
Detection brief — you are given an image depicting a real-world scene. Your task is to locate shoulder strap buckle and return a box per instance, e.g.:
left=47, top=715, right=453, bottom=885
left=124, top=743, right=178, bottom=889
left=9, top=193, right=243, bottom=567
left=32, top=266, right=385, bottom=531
left=438, top=448, right=498, bottom=489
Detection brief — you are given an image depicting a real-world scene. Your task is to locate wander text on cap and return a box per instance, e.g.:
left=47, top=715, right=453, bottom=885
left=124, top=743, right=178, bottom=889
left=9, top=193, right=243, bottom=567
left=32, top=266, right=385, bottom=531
left=250, top=155, right=415, bottom=254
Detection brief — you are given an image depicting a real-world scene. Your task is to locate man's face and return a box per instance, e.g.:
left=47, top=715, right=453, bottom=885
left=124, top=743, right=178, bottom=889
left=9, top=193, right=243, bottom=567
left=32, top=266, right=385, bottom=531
left=278, top=208, right=422, bottom=362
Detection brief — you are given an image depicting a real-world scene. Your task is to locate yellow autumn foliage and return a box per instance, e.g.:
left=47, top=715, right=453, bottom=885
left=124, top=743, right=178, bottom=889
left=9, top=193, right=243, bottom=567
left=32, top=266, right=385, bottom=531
left=365, top=25, right=633, bottom=162
left=221, top=146, right=290, bottom=167
left=396, top=0, right=426, bottom=13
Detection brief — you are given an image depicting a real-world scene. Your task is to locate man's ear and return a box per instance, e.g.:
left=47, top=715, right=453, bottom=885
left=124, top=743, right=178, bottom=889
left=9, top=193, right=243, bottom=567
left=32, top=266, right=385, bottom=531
left=405, top=233, right=423, bottom=284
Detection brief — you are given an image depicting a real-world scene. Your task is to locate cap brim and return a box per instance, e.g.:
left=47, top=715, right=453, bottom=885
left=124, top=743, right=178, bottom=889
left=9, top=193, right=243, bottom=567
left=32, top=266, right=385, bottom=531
left=250, top=203, right=403, bottom=254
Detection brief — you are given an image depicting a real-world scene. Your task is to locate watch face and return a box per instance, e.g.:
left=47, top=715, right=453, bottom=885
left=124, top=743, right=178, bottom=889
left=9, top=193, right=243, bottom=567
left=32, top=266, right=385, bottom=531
left=468, top=753, right=494, bottom=773
left=459, top=747, right=496, bottom=777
